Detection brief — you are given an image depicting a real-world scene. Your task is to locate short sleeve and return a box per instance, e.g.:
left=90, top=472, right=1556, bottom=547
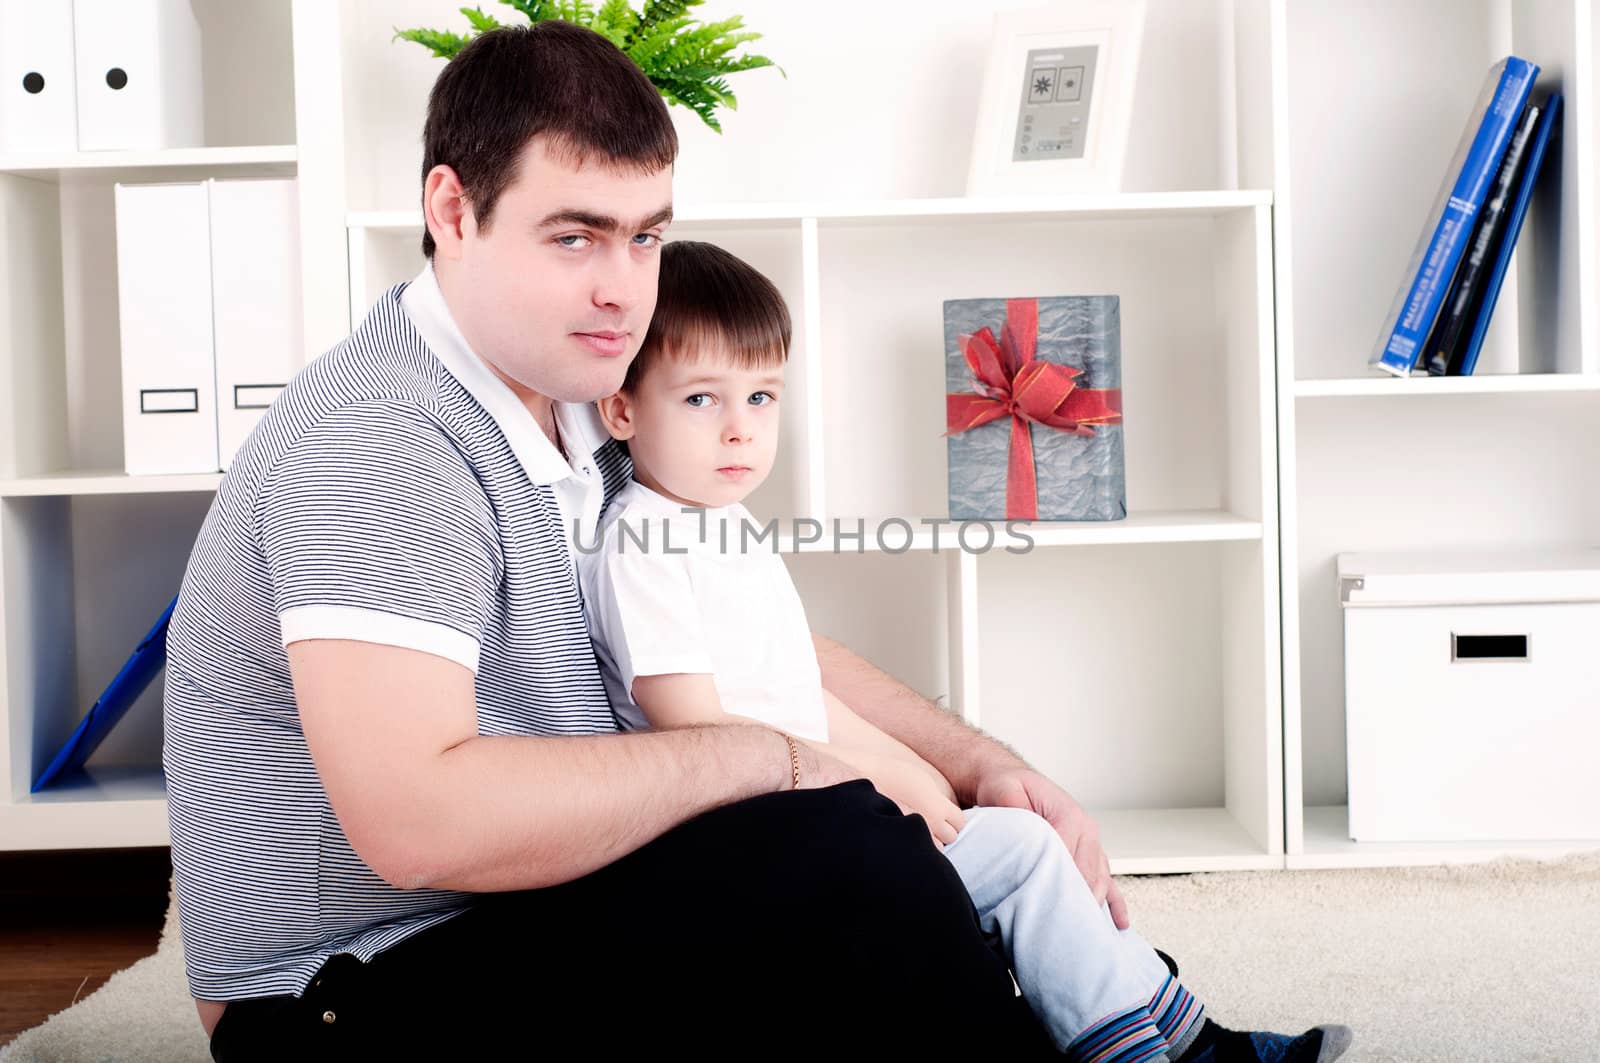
left=254, top=400, right=502, bottom=672
left=582, top=536, right=714, bottom=697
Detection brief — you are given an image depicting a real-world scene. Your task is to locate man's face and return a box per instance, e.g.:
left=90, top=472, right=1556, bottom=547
left=440, top=137, right=674, bottom=405
left=606, top=352, right=785, bottom=510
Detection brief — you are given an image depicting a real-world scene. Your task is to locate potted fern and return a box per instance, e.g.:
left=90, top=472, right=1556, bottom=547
left=396, top=0, right=782, bottom=132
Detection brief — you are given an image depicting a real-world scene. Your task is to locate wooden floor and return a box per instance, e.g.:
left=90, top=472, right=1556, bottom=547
left=0, top=847, right=171, bottom=1046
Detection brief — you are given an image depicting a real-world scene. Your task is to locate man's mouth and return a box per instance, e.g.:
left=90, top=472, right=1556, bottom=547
left=574, top=331, right=628, bottom=357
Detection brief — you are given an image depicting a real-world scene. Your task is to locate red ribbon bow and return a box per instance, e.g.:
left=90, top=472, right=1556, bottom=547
left=944, top=298, right=1123, bottom=521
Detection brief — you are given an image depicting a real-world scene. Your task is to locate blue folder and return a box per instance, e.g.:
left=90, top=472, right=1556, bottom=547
left=31, top=594, right=178, bottom=793
left=1454, top=93, right=1563, bottom=376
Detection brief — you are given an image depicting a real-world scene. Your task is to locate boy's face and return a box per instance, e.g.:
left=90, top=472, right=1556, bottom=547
left=430, top=136, right=675, bottom=406
left=600, top=351, right=785, bottom=510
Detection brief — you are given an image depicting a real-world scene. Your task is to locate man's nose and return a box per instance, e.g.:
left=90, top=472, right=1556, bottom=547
left=592, top=247, right=644, bottom=312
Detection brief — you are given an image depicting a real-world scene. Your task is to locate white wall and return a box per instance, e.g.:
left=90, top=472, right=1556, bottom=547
left=340, top=0, right=1240, bottom=212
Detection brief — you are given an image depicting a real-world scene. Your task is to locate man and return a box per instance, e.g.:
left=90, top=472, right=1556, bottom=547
left=166, top=21, right=1126, bottom=1060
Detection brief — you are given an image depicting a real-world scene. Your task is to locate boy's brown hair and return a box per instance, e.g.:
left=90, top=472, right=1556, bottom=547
left=420, top=21, right=678, bottom=258
left=623, top=240, right=792, bottom=393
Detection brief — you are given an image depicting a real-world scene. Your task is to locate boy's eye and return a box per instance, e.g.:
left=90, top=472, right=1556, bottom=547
left=685, top=393, right=712, bottom=407
left=749, top=392, right=776, bottom=406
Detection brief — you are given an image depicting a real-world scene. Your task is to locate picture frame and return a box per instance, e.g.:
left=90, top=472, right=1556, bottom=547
left=965, top=1, right=1148, bottom=197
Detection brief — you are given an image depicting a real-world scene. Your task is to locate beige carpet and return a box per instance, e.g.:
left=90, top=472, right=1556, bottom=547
left=5, top=853, right=1597, bottom=1062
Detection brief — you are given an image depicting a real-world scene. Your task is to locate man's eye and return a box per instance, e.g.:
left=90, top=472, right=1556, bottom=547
left=556, top=235, right=590, bottom=249
left=686, top=394, right=712, bottom=407
left=634, top=233, right=663, bottom=248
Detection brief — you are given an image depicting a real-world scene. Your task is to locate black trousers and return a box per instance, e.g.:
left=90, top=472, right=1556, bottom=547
left=209, top=780, right=1062, bottom=1061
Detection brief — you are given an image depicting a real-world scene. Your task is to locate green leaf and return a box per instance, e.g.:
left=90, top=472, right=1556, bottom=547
left=401, top=0, right=771, bottom=131
left=590, top=0, right=638, bottom=46
left=626, top=0, right=696, bottom=49
left=497, top=0, right=556, bottom=22
left=460, top=6, right=503, bottom=33
left=624, top=15, right=695, bottom=67
left=552, top=0, right=596, bottom=23
left=392, top=26, right=472, bottom=59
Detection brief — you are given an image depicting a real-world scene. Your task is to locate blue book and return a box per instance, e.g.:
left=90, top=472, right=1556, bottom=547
left=31, top=594, right=177, bottom=793
left=1452, top=93, right=1562, bottom=376
left=1423, top=98, right=1542, bottom=375
left=1369, top=56, right=1540, bottom=377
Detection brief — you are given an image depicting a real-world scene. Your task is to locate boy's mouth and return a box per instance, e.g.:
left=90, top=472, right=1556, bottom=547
left=716, top=465, right=752, bottom=479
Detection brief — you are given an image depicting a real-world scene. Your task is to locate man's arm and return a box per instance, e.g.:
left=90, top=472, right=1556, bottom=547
left=290, top=640, right=856, bottom=893
left=821, top=687, right=955, bottom=800
left=628, top=672, right=962, bottom=845
left=810, top=631, right=1132, bottom=928
left=809, top=632, right=1023, bottom=805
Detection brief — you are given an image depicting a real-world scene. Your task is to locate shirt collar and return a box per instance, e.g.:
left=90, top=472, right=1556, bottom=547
left=400, top=263, right=610, bottom=487
left=616, top=478, right=743, bottom=522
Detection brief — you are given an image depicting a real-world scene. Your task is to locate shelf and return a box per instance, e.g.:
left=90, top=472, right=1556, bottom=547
left=766, top=510, right=1262, bottom=554
left=1289, top=807, right=1600, bottom=871
left=810, top=191, right=1271, bottom=226
left=346, top=190, right=1272, bottom=232
left=0, top=786, right=1283, bottom=864
left=0, top=471, right=224, bottom=497
left=0, top=145, right=297, bottom=182
left=1295, top=374, right=1600, bottom=398
left=1099, top=808, right=1280, bottom=875
left=0, top=767, right=169, bottom=850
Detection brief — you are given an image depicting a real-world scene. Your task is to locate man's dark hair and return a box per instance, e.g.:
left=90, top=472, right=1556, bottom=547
left=622, top=240, right=791, bottom=394
left=420, top=21, right=678, bottom=258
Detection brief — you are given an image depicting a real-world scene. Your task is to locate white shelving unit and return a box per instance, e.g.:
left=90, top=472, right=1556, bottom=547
left=0, top=0, right=344, bottom=850
left=0, top=0, right=1290, bottom=872
left=346, top=182, right=1285, bottom=875
left=1274, top=0, right=1600, bottom=868
left=0, top=145, right=298, bottom=179
left=8, top=0, right=1593, bottom=874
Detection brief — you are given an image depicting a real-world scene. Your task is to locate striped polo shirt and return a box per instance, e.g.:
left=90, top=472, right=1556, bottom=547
left=163, top=265, right=633, bottom=1001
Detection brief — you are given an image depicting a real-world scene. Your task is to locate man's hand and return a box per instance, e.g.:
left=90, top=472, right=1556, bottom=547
left=973, top=767, right=1130, bottom=930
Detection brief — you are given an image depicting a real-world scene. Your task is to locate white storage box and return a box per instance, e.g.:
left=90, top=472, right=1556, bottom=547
left=208, top=178, right=302, bottom=469
left=1339, top=548, right=1600, bottom=843
left=0, top=0, right=79, bottom=153
left=73, top=0, right=202, bottom=151
left=115, top=180, right=219, bottom=475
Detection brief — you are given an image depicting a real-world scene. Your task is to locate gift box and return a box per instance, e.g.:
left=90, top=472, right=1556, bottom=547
left=944, top=296, right=1125, bottom=521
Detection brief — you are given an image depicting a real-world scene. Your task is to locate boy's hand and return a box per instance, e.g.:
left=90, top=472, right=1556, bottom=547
left=974, top=768, right=1129, bottom=930
left=855, top=750, right=967, bottom=849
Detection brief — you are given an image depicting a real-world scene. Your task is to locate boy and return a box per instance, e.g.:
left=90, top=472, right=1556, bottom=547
left=576, top=241, right=1353, bottom=1063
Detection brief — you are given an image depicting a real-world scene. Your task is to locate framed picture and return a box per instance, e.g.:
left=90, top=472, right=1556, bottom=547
left=965, top=1, right=1147, bottom=197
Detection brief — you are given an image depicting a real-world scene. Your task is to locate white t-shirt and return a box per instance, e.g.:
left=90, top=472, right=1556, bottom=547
left=578, top=479, right=830, bottom=743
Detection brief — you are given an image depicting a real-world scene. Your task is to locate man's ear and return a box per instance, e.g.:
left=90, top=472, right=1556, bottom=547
left=595, top=390, right=636, bottom=442
left=423, top=164, right=473, bottom=260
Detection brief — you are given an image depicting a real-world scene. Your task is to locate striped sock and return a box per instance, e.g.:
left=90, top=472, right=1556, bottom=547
left=1067, top=1004, right=1170, bottom=1063
left=1148, top=974, right=1206, bottom=1053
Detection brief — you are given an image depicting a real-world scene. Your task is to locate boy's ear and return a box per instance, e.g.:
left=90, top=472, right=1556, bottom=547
left=595, top=390, right=636, bottom=441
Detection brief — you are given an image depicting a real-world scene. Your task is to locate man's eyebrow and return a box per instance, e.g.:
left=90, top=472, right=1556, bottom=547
left=534, top=204, right=674, bottom=233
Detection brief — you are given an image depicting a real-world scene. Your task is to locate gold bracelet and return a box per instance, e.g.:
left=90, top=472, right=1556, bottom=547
left=781, top=733, right=801, bottom=790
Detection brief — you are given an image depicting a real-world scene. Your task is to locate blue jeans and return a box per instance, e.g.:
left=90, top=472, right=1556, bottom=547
left=942, top=805, right=1178, bottom=1052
